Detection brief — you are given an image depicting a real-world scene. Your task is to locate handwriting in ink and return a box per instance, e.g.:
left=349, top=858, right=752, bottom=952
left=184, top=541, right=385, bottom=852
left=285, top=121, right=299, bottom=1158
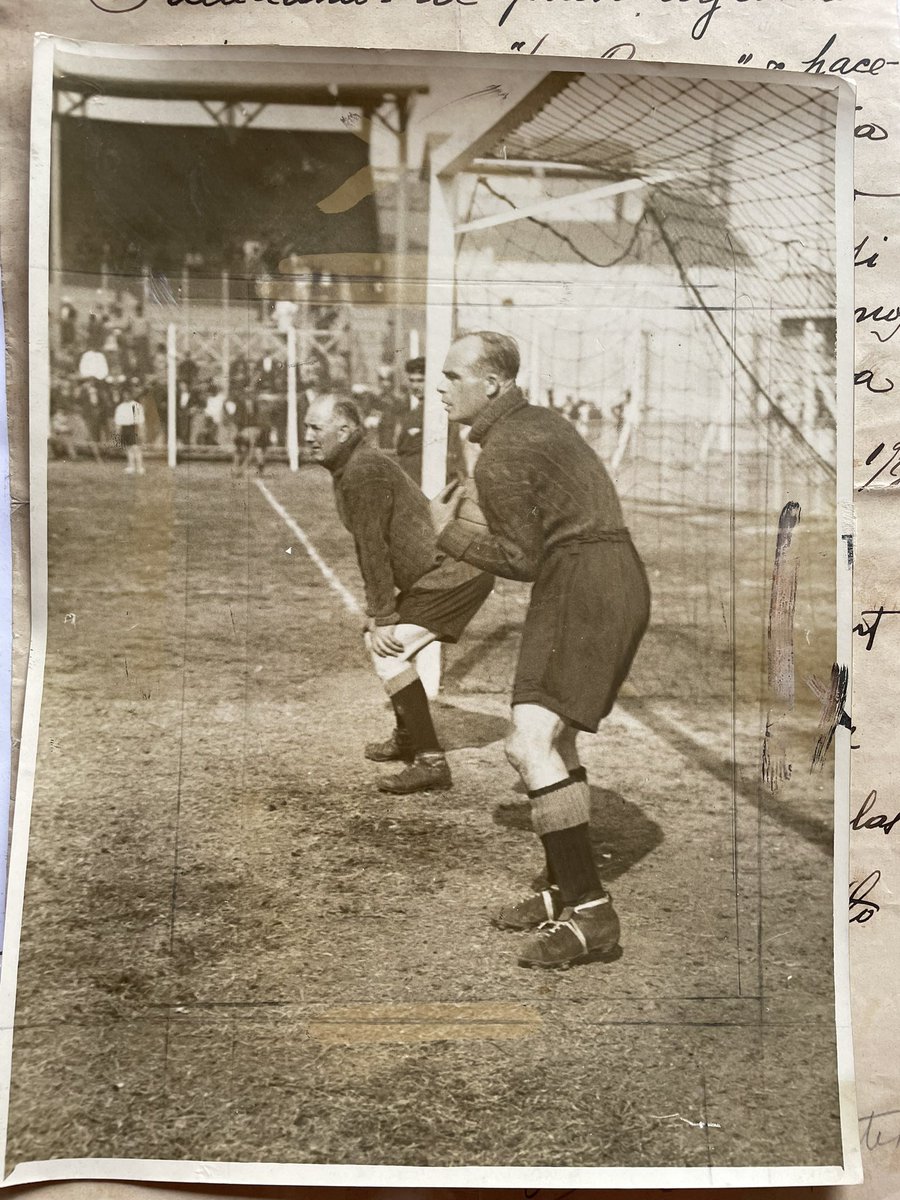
left=858, top=441, right=900, bottom=490
left=853, top=607, right=900, bottom=650
left=856, top=303, right=900, bottom=342
left=600, top=42, right=637, bottom=59
left=511, top=33, right=549, bottom=51
left=859, top=1109, right=900, bottom=1152
left=839, top=706, right=859, bottom=750
left=688, top=0, right=725, bottom=41
left=497, top=0, right=722, bottom=37
left=736, top=54, right=787, bottom=70
left=167, top=0, right=373, bottom=6
left=803, top=34, right=900, bottom=76
left=855, top=106, right=889, bottom=141
left=849, top=871, right=881, bottom=923
left=90, top=0, right=149, bottom=9
left=855, top=369, right=895, bottom=394
left=850, top=790, right=900, bottom=835
left=855, top=235, right=889, bottom=269
left=856, top=189, right=900, bottom=200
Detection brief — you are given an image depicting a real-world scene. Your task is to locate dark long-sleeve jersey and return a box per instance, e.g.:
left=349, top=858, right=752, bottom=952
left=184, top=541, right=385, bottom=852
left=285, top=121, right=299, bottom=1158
left=332, top=431, right=479, bottom=624
left=438, top=387, right=630, bottom=582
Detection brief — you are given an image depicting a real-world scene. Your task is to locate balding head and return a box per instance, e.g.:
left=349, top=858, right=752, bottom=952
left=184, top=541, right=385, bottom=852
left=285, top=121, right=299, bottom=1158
left=462, top=331, right=520, bottom=382
left=437, top=331, right=521, bottom=425
left=304, top=392, right=363, bottom=469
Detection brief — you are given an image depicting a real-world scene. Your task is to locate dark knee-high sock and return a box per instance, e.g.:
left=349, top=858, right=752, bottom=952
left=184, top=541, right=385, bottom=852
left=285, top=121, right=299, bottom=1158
left=388, top=703, right=408, bottom=736
left=541, top=825, right=604, bottom=905
left=530, top=776, right=603, bottom=905
left=543, top=767, right=588, bottom=886
left=390, top=678, right=441, bottom=754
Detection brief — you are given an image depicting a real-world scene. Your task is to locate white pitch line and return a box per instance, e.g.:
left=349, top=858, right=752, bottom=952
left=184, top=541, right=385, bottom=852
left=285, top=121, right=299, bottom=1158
left=254, top=478, right=362, bottom=616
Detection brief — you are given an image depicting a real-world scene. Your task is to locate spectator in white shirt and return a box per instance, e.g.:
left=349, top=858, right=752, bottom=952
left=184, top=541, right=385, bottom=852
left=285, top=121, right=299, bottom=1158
left=114, top=394, right=146, bottom=476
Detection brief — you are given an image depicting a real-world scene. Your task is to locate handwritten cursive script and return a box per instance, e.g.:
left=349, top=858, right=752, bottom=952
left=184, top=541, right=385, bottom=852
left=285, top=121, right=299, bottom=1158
left=849, top=870, right=881, bottom=923
left=859, top=1109, right=900, bottom=1152
left=853, top=606, right=900, bottom=650
left=858, top=441, right=900, bottom=491
left=90, top=0, right=149, bottom=11
left=85, top=0, right=865, bottom=37
left=851, top=790, right=900, bottom=835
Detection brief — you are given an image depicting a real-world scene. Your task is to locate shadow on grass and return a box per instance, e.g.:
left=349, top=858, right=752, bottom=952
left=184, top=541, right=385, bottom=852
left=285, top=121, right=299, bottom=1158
left=432, top=701, right=509, bottom=752
left=492, top=784, right=664, bottom=883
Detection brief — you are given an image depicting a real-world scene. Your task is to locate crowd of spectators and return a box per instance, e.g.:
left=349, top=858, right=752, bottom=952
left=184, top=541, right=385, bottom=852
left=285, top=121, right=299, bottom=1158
left=50, top=293, right=162, bottom=461
left=49, top=293, right=607, bottom=470
left=49, top=293, right=424, bottom=467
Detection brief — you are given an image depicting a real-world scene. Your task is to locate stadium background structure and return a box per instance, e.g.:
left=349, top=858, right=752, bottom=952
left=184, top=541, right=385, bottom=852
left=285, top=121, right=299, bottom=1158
left=48, top=58, right=837, bottom=499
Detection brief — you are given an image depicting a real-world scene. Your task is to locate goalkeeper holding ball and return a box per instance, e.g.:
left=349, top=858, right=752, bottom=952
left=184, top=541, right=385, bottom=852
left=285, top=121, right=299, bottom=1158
left=432, top=331, right=650, bottom=970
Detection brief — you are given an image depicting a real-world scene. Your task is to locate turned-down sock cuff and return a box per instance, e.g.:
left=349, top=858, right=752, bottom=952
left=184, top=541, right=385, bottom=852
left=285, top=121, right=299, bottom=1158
left=529, top=777, right=591, bottom=837
left=384, top=665, right=419, bottom=697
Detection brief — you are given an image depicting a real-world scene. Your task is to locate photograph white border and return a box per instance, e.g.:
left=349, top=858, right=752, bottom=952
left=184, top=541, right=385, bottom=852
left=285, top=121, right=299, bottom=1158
left=0, top=34, right=861, bottom=1189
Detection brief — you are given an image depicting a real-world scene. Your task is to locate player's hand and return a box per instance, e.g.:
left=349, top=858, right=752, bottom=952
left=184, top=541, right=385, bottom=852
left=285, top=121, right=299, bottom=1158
left=369, top=624, right=405, bottom=657
left=429, top=479, right=461, bottom=535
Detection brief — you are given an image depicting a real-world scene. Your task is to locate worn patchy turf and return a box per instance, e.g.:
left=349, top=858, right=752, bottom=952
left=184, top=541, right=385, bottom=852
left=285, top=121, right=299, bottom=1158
left=6, top=459, right=841, bottom=1172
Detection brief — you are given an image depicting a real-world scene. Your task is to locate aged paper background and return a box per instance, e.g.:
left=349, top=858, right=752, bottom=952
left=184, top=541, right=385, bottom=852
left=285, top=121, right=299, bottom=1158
left=0, top=0, right=898, bottom=1197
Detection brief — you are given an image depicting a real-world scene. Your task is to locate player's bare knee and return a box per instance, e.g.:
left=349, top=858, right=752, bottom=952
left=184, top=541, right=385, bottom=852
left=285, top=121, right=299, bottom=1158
left=504, top=728, right=532, bottom=774
left=556, top=724, right=579, bottom=756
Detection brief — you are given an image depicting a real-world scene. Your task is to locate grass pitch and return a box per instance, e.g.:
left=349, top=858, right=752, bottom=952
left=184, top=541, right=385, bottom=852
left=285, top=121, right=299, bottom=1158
left=6, top=458, right=841, bottom=1171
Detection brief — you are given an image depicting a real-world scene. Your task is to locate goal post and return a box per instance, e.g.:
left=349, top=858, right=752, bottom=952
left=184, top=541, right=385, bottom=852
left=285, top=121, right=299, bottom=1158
left=422, top=170, right=456, bottom=503
left=164, top=319, right=302, bottom=469
left=286, top=325, right=300, bottom=473
left=166, top=322, right=177, bottom=468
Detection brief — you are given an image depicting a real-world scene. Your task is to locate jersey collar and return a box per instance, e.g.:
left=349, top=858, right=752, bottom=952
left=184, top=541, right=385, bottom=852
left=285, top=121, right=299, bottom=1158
left=468, top=385, right=528, bottom=446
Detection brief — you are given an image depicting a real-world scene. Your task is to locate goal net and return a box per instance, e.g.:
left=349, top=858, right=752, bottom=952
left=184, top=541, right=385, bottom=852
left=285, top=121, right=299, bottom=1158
left=431, top=69, right=842, bottom=735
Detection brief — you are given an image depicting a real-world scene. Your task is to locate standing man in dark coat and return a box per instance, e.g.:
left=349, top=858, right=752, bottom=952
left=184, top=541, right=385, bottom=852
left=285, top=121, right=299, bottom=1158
left=433, top=331, right=650, bottom=970
left=305, top=394, right=493, bottom=794
left=394, top=356, right=426, bottom=484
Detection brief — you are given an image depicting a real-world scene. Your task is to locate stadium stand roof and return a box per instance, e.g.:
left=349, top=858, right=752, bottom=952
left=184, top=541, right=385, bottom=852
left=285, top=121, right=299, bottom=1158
left=53, top=45, right=428, bottom=108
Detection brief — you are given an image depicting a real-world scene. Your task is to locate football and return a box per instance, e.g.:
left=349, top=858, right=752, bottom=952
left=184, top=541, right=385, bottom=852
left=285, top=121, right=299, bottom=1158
left=455, top=478, right=489, bottom=528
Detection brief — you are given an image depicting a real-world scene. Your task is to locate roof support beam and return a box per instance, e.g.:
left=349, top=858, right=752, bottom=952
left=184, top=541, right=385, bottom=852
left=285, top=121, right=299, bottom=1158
left=430, top=73, right=578, bottom=179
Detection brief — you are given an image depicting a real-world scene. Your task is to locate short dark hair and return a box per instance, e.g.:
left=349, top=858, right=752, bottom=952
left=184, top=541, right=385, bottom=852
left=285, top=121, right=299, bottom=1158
left=325, top=393, right=363, bottom=429
left=405, top=356, right=425, bottom=376
left=459, top=331, right=520, bottom=382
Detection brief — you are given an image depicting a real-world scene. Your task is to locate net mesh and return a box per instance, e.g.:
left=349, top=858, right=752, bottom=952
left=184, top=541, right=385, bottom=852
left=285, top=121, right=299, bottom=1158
left=449, top=70, right=839, bottom=692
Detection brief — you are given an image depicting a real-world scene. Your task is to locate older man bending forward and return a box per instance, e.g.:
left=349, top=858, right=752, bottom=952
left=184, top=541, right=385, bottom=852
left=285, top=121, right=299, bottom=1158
left=305, top=394, right=493, bottom=795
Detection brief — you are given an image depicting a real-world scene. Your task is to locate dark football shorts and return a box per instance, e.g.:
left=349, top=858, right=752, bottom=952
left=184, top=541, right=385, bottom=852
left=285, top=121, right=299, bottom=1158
left=118, top=425, right=138, bottom=447
left=397, top=571, right=493, bottom=643
left=512, top=537, right=650, bottom=732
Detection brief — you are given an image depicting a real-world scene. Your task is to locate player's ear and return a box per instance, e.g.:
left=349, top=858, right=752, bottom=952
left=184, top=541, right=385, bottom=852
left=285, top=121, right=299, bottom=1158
left=484, top=372, right=500, bottom=399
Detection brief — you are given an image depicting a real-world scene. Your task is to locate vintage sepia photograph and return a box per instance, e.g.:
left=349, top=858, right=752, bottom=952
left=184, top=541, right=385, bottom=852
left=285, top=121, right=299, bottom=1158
left=1, top=39, right=854, bottom=1185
